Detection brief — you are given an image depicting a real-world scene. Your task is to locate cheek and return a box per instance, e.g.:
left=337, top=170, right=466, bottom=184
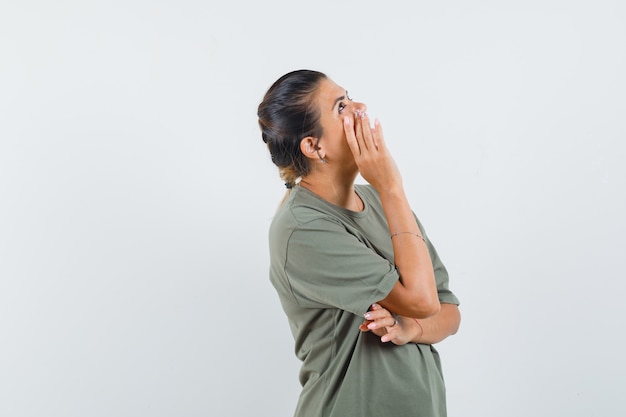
left=327, top=120, right=345, bottom=141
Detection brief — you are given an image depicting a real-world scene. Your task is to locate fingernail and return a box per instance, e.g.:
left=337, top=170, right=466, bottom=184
left=344, top=116, right=350, bottom=125
left=364, top=312, right=372, bottom=319
left=368, top=322, right=376, bottom=329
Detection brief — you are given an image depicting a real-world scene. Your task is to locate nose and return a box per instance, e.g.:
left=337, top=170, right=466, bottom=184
left=353, top=101, right=367, bottom=114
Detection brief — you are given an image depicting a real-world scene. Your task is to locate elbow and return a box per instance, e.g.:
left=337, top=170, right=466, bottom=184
left=406, top=279, right=441, bottom=318
left=407, top=297, right=440, bottom=319
left=383, top=273, right=441, bottom=318
left=450, top=307, right=461, bottom=335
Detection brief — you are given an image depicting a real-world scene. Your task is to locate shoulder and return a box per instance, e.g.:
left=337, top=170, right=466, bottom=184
left=269, top=188, right=342, bottom=244
left=272, top=187, right=340, bottom=225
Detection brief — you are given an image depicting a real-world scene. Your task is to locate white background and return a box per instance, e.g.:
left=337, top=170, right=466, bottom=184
left=1, top=1, right=625, bottom=416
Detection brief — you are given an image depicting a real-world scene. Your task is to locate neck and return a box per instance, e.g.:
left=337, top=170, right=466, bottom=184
left=299, top=173, right=363, bottom=212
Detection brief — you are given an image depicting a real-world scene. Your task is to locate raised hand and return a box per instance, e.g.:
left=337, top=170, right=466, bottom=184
left=343, top=111, right=403, bottom=193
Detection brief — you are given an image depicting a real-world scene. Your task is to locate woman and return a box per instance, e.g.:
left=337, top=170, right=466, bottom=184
left=258, top=69, right=461, bottom=417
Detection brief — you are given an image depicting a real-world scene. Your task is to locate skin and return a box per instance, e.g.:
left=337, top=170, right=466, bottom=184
left=298, top=77, right=460, bottom=343
left=360, top=303, right=460, bottom=345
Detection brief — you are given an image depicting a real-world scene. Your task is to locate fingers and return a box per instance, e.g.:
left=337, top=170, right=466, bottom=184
left=358, top=112, right=376, bottom=151
left=345, top=111, right=383, bottom=158
left=354, top=111, right=366, bottom=152
left=363, top=304, right=396, bottom=330
left=372, top=118, right=385, bottom=149
left=366, top=316, right=396, bottom=330
left=380, top=320, right=402, bottom=343
left=343, top=116, right=361, bottom=156
left=381, top=332, right=396, bottom=343
left=362, top=303, right=410, bottom=344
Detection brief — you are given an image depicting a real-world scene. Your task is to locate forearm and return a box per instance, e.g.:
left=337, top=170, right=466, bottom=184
left=344, top=113, right=438, bottom=318
left=405, top=303, right=461, bottom=345
left=377, top=188, right=439, bottom=318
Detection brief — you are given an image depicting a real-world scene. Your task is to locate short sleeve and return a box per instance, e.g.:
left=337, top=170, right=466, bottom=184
left=284, top=217, right=399, bottom=316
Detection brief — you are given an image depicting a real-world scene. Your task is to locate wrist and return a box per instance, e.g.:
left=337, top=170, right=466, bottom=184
left=377, top=184, right=405, bottom=199
left=413, top=318, right=424, bottom=343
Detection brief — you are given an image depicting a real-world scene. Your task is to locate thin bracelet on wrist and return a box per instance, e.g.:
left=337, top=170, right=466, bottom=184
left=390, top=231, right=425, bottom=242
left=413, top=318, right=424, bottom=341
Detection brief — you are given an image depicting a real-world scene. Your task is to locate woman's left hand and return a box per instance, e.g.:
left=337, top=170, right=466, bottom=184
left=359, top=303, right=417, bottom=345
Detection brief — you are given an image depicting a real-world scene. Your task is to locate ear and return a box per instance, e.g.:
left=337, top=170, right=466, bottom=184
left=299, top=136, right=320, bottom=161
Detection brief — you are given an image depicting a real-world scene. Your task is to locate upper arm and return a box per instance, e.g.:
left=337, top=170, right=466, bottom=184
left=280, top=218, right=399, bottom=316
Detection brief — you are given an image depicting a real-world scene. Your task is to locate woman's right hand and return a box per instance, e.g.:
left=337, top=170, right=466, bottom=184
left=343, top=111, right=403, bottom=193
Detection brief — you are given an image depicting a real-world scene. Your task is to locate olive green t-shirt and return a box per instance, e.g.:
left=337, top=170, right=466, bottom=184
left=269, top=184, right=459, bottom=417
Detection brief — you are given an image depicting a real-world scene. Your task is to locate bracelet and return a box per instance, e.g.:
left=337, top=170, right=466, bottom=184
left=413, top=318, right=424, bottom=341
left=390, top=231, right=425, bottom=242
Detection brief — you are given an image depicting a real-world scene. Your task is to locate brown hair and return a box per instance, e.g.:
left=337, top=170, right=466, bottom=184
left=257, top=70, right=327, bottom=188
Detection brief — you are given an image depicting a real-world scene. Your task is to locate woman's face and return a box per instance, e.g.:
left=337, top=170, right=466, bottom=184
left=314, top=78, right=367, bottom=167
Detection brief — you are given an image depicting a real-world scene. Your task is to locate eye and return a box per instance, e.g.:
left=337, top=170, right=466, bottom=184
left=337, top=92, right=353, bottom=114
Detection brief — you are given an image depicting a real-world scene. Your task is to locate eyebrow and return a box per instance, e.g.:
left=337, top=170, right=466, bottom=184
left=332, top=91, right=348, bottom=110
